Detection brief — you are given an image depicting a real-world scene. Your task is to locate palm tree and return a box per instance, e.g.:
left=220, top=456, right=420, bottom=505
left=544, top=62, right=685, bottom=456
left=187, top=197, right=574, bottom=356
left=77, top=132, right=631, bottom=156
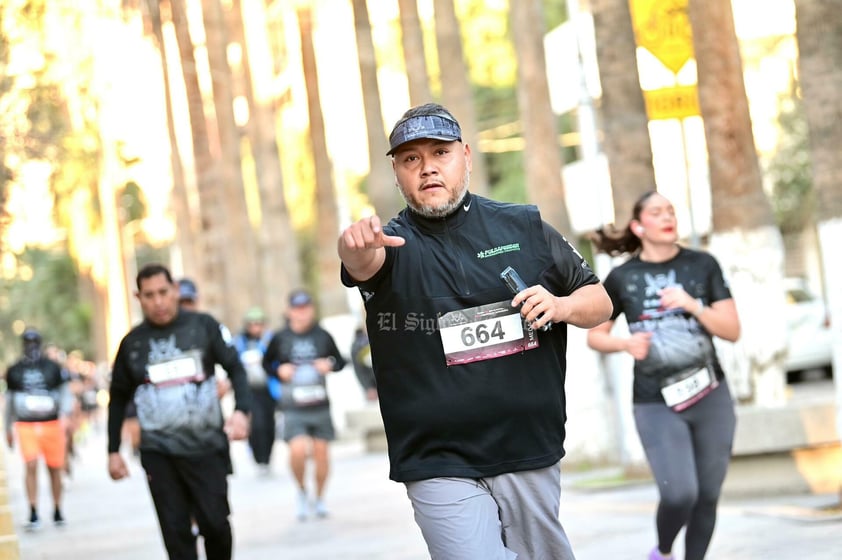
left=397, top=0, right=433, bottom=106
left=351, top=0, right=401, bottom=218
left=509, top=0, right=572, bottom=238
left=143, top=0, right=198, bottom=279
left=230, top=0, right=302, bottom=323
left=201, top=0, right=259, bottom=326
left=170, top=0, right=227, bottom=316
left=297, top=5, right=348, bottom=316
left=432, top=0, right=489, bottom=196
left=793, top=0, right=842, bottom=448
left=590, top=0, right=656, bottom=223
left=689, top=0, right=788, bottom=405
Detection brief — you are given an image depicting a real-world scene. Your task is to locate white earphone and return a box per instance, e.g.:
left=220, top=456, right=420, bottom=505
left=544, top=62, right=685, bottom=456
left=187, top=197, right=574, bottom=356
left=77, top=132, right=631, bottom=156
left=636, top=225, right=645, bottom=234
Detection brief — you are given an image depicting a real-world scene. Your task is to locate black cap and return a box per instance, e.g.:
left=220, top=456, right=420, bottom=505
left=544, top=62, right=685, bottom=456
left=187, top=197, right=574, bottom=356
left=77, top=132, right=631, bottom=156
left=178, top=278, right=198, bottom=301
left=22, top=328, right=41, bottom=343
left=386, top=112, right=462, bottom=156
left=288, top=289, right=313, bottom=307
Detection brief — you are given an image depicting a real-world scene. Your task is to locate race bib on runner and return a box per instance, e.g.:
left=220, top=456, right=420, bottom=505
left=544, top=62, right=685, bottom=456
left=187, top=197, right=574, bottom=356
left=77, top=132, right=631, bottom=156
left=147, top=351, right=204, bottom=386
left=23, top=394, right=57, bottom=414
left=241, top=348, right=267, bottom=385
left=438, top=300, right=539, bottom=366
left=660, top=366, right=718, bottom=412
left=292, top=385, right=327, bottom=405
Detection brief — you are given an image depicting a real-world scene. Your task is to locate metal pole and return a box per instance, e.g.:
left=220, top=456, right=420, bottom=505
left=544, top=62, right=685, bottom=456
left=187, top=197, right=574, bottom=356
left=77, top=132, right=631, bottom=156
left=678, top=117, right=699, bottom=247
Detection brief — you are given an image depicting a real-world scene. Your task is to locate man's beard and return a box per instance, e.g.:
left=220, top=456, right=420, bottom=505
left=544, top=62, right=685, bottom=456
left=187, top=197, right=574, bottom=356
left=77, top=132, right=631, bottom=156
left=398, top=168, right=471, bottom=218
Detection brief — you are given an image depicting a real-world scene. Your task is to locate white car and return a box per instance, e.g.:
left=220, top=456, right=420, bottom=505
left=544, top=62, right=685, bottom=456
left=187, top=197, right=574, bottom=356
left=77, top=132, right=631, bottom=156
left=784, top=278, right=833, bottom=380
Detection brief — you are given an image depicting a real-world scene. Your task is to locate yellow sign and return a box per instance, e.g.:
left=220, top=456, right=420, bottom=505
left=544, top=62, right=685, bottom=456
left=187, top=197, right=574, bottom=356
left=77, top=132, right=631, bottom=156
left=629, top=0, right=694, bottom=74
left=643, top=86, right=699, bottom=120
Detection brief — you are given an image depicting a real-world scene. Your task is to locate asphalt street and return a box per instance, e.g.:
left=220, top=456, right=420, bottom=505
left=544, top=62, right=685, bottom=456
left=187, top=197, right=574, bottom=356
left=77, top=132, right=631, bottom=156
left=6, top=419, right=841, bottom=560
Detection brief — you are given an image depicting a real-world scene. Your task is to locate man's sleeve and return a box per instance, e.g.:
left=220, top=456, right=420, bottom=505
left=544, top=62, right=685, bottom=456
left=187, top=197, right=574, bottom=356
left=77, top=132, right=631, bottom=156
left=324, top=331, right=347, bottom=371
left=107, top=343, right=131, bottom=454
left=540, top=221, right=600, bottom=295
left=262, top=333, right=280, bottom=377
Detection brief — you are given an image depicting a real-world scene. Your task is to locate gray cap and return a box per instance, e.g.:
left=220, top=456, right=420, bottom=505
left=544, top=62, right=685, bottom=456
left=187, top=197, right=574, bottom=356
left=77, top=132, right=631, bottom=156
left=386, top=112, right=462, bottom=156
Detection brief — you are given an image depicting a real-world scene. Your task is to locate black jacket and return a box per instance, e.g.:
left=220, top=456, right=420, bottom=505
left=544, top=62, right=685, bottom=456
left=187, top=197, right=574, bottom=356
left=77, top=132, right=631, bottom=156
left=342, top=193, right=600, bottom=482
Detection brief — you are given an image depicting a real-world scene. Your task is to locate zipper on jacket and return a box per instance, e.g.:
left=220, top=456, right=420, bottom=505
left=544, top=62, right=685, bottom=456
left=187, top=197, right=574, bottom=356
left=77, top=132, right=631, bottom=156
left=443, top=219, right=471, bottom=296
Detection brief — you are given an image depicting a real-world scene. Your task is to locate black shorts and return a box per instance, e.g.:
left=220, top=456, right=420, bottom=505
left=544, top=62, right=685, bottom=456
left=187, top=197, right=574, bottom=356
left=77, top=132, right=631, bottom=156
left=282, top=406, right=335, bottom=442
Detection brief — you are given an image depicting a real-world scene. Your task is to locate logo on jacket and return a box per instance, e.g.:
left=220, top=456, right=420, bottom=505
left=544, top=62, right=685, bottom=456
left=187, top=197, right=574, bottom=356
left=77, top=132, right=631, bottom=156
left=476, top=243, right=520, bottom=259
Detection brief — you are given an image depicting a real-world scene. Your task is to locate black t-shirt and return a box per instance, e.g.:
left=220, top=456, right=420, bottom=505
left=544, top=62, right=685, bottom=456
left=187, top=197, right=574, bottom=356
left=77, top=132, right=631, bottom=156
left=262, top=324, right=346, bottom=410
left=602, top=246, right=733, bottom=403
left=5, top=357, right=66, bottom=422
left=107, top=310, right=252, bottom=456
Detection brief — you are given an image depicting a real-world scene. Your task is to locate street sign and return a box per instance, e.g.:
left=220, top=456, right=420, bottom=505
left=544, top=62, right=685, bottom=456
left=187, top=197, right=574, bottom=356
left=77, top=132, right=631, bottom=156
left=629, top=0, right=694, bottom=74
left=643, top=85, right=699, bottom=120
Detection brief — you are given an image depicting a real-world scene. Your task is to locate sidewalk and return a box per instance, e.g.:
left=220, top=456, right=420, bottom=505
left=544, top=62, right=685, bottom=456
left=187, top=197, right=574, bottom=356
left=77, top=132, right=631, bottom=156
left=6, top=421, right=841, bottom=559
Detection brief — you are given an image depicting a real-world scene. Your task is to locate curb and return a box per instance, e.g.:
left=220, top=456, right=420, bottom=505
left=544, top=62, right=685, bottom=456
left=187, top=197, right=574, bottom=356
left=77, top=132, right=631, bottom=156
left=0, top=418, right=20, bottom=560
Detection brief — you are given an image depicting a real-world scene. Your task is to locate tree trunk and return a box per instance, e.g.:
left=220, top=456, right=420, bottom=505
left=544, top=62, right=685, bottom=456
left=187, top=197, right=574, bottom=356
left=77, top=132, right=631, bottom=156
left=689, top=0, right=787, bottom=406
left=97, top=125, right=131, bottom=360
left=793, top=0, right=842, bottom=441
left=170, top=0, right=227, bottom=317
left=509, top=0, right=572, bottom=238
left=297, top=6, right=348, bottom=317
left=591, top=0, right=656, bottom=224
left=397, top=0, right=433, bottom=106
left=351, top=0, right=401, bottom=218
left=145, top=0, right=198, bottom=278
left=202, top=0, right=258, bottom=327
left=231, top=0, right=302, bottom=324
left=433, top=0, right=489, bottom=196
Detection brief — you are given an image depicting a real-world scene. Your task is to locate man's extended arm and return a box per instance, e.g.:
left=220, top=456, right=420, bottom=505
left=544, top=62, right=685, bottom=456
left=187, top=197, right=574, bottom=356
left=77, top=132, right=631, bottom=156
left=338, top=215, right=404, bottom=282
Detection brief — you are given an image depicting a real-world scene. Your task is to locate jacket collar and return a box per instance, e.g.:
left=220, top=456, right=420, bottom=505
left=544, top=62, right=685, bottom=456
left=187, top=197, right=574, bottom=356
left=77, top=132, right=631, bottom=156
left=404, top=192, right=473, bottom=233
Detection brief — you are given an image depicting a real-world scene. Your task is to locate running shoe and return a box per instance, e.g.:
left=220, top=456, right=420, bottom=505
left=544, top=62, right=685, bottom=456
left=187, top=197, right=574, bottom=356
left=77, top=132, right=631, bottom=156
left=314, top=498, right=328, bottom=519
left=25, top=510, right=40, bottom=532
left=648, top=547, right=671, bottom=560
left=53, top=509, right=66, bottom=527
left=296, top=491, right=309, bottom=521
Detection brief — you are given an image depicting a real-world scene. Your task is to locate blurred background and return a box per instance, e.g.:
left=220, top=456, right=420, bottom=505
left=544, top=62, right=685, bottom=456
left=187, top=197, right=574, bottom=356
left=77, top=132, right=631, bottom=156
left=0, top=0, right=838, bottom=418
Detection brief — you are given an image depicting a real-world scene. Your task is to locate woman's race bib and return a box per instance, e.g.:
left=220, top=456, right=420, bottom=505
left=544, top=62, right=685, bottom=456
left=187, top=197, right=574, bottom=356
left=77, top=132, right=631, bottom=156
left=660, top=366, right=718, bottom=412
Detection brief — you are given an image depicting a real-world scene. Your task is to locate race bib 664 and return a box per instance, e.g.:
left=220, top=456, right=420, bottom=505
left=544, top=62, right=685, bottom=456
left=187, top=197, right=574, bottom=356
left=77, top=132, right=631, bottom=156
left=438, top=301, right=539, bottom=366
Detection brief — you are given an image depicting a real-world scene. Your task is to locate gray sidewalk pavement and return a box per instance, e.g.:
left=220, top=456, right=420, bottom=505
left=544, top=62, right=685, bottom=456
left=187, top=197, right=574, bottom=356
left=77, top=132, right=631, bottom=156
left=5, top=418, right=841, bottom=559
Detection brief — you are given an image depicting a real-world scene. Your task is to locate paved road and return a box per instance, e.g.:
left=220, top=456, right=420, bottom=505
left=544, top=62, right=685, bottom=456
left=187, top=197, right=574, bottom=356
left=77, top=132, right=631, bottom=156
left=6, top=420, right=841, bottom=559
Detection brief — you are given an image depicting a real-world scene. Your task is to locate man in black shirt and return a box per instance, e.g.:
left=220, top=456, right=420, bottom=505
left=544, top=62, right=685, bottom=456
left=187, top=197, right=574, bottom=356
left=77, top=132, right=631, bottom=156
left=4, top=328, right=73, bottom=530
left=262, top=289, right=346, bottom=520
left=107, top=264, right=251, bottom=560
left=338, top=103, right=613, bottom=559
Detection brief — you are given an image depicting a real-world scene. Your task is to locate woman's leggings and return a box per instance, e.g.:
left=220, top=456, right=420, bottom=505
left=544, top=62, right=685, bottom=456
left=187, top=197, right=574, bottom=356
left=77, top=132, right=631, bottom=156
left=633, top=381, right=736, bottom=560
